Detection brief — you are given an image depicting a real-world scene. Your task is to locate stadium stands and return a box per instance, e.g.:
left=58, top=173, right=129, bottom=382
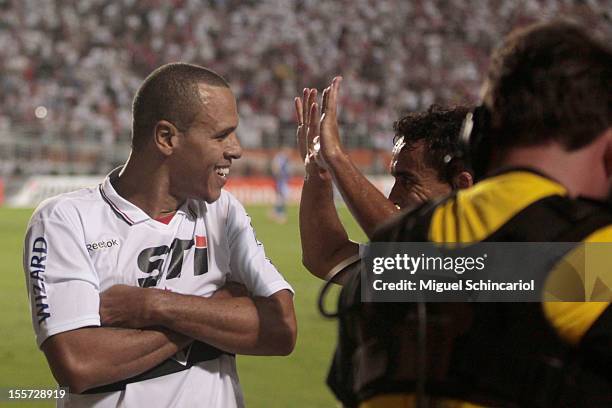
left=0, top=0, right=610, bottom=178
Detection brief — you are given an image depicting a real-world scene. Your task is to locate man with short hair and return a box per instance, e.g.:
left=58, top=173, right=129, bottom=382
left=296, top=92, right=472, bottom=282
left=23, top=63, right=296, bottom=408
left=322, top=21, right=612, bottom=407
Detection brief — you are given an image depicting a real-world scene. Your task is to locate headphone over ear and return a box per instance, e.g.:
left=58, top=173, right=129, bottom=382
left=457, top=104, right=493, bottom=182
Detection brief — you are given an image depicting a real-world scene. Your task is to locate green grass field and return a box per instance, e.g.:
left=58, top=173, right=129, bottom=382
left=0, top=205, right=366, bottom=407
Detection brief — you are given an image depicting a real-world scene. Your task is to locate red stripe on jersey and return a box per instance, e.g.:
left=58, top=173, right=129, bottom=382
left=155, top=213, right=176, bottom=225
left=195, top=235, right=207, bottom=248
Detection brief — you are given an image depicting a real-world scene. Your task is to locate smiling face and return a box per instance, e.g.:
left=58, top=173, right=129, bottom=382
left=387, top=140, right=452, bottom=211
left=168, top=83, right=242, bottom=203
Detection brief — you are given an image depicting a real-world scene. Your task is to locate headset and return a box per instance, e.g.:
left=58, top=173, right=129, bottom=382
left=457, top=104, right=493, bottom=182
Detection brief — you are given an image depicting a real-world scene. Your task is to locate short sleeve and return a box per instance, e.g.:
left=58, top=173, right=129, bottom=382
left=23, top=214, right=101, bottom=347
left=225, top=196, right=293, bottom=297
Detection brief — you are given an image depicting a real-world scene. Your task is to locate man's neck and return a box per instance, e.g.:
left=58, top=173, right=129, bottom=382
left=495, top=142, right=607, bottom=199
left=113, top=153, right=182, bottom=219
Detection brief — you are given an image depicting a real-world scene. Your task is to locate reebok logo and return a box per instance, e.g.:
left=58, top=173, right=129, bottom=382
left=87, top=239, right=119, bottom=252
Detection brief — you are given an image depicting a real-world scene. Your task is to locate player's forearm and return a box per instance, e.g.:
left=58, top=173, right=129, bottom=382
left=326, top=151, right=399, bottom=239
left=299, top=174, right=359, bottom=279
left=43, top=327, right=190, bottom=394
left=149, top=289, right=296, bottom=356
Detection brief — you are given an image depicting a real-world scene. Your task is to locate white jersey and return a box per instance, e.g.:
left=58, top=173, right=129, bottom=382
left=23, top=168, right=293, bottom=408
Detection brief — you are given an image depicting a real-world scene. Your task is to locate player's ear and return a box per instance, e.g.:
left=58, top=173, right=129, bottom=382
left=452, top=171, right=473, bottom=190
left=154, top=120, right=180, bottom=156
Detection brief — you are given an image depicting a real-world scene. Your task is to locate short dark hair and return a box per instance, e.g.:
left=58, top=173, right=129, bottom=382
left=393, top=104, right=471, bottom=184
left=484, top=20, right=612, bottom=150
left=131, top=63, right=230, bottom=151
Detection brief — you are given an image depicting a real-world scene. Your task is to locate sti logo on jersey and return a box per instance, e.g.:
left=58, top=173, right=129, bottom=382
left=137, top=235, right=208, bottom=288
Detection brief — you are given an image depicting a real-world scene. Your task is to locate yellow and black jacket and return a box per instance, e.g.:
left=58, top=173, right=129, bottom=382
left=328, top=170, right=612, bottom=408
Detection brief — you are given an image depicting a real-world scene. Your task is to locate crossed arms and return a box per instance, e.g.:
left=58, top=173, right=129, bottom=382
left=43, top=285, right=295, bottom=393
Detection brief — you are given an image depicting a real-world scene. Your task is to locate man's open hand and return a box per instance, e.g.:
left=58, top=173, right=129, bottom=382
left=318, top=76, right=345, bottom=167
left=295, top=88, right=330, bottom=180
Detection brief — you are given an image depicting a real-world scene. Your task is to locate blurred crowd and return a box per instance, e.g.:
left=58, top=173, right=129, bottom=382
left=0, top=0, right=610, bottom=175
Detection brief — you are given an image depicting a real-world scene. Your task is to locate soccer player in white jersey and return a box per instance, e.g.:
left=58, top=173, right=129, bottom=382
left=23, top=63, right=297, bottom=408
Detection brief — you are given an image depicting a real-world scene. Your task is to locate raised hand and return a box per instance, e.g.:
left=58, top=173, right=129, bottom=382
left=295, top=88, right=317, bottom=161
left=318, top=76, right=345, bottom=168
left=295, top=87, right=330, bottom=180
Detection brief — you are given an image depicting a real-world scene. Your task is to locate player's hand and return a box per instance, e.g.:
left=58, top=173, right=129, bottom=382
left=99, top=284, right=155, bottom=328
left=295, top=88, right=330, bottom=180
left=318, top=76, right=345, bottom=167
left=295, top=88, right=316, bottom=160
left=211, top=281, right=250, bottom=299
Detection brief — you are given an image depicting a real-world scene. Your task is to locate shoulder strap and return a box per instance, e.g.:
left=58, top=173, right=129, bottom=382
left=485, top=195, right=612, bottom=242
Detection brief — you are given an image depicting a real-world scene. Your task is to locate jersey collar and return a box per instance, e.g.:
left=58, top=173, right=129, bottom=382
left=99, top=168, right=153, bottom=226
